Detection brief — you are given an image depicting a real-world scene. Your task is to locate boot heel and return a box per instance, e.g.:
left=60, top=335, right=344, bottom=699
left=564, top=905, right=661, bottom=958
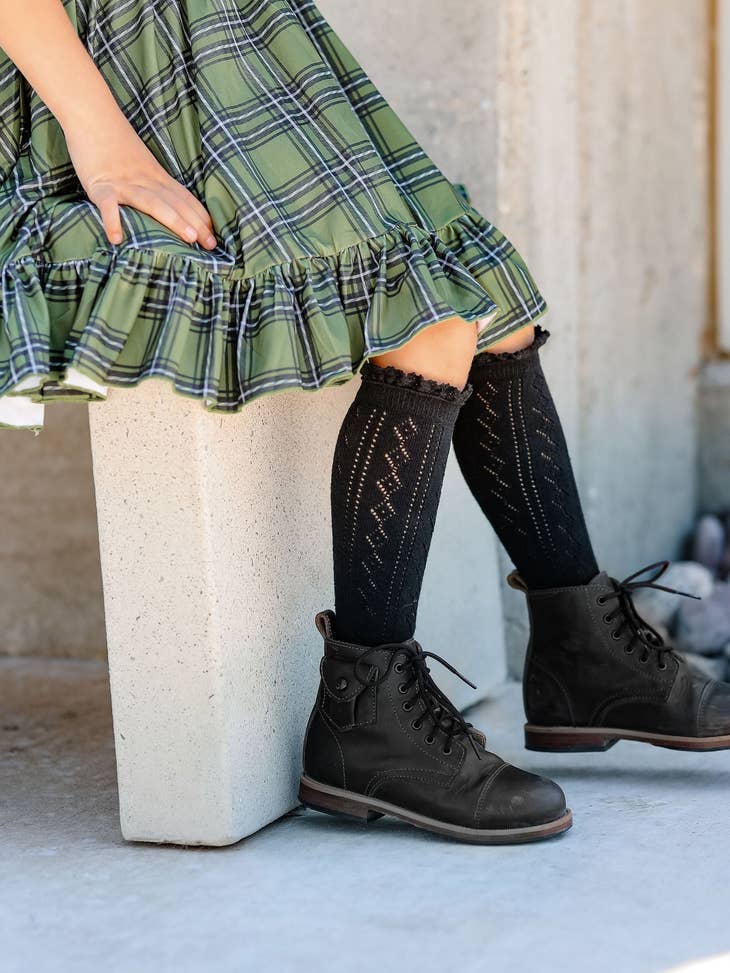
left=299, top=777, right=384, bottom=822
left=525, top=725, right=619, bottom=752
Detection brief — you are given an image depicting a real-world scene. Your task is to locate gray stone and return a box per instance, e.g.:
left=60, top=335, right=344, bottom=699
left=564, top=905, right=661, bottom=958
left=690, top=514, right=726, bottom=575
left=631, top=561, right=715, bottom=630
left=675, top=581, right=730, bottom=655
left=680, top=651, right=728, bottom=682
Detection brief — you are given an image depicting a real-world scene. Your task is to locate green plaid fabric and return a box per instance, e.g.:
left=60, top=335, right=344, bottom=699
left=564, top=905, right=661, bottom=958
left=0, top=0, right=547, bottom=430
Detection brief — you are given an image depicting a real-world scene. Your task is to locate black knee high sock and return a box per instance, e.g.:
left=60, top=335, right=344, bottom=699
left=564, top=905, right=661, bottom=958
left=331, top=361, right=472, bottom=646
left=452, top=326, right=598, bottom=589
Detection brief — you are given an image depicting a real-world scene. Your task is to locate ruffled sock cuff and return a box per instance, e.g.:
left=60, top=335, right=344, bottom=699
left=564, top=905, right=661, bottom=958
left=469, top=324, right=551, bottom=379
left=358, top=360, right=473, bottom=414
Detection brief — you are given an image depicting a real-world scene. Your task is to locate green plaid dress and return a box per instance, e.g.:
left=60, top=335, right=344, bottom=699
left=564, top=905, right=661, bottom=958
left=0, top=0, right=547, bottom=431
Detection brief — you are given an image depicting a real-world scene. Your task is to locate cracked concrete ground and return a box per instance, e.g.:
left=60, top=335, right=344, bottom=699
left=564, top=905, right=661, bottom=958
left=2, top=657, right=729, bottom=973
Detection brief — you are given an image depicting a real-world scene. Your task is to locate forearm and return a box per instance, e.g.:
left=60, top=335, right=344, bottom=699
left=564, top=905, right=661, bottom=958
left=1, top=0, right=215, bottom=247
left=0, top=0, right=124, bottom=134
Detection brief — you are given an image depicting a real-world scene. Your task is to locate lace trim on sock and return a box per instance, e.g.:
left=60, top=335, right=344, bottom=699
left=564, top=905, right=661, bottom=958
left=360, top=360, right=472, bottom=405
left=473, top=324, right=551, bottom=366
left=360, top=359, right=472, bottom=404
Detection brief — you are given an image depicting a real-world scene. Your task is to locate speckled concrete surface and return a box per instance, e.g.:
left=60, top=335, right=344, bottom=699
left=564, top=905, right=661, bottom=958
left=3, top=657, right=729, bottom=973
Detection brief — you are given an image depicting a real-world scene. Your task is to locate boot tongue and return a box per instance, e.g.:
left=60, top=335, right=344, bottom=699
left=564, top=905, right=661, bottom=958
left=586, top=569, right=613, bottom=587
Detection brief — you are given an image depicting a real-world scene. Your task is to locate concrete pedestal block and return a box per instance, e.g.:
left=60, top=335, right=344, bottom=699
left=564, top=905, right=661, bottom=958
left=88, top=380, right=506, bottom=847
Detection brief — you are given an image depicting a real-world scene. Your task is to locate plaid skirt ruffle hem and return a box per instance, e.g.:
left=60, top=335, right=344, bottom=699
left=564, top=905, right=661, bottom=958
left=0, top=0, right=547, bottom=431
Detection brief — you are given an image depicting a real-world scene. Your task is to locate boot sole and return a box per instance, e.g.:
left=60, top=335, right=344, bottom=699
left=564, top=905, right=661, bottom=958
left=525, top=724, right=730, bottom=753
left=299, top=775, right=573, bottom=845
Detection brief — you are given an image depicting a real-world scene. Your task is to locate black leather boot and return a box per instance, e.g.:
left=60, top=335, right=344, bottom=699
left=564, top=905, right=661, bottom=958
left=511, top=561, right=730, bottom=752
left=300, top=610, right=572, bottom=844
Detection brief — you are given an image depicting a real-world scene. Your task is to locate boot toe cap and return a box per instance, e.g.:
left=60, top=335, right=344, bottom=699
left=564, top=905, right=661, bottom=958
left=476, top=764, right=568, bottom=831
left=699, top=681, right=730, bottom=737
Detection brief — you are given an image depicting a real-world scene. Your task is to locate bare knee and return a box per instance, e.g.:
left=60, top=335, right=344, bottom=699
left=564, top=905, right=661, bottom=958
left=483, top=324, right=535, bottom=355
left=369, top=316, right=478, bottom=389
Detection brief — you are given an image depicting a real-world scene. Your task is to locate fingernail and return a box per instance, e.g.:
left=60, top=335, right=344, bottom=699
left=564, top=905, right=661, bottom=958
left=184, top=225, right=197, bottom=242
left=205, top=235, right=217, bottom=249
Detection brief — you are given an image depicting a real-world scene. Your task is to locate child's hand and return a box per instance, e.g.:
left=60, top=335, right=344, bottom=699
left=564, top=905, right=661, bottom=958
left=63, top=113, right=217, bottom=250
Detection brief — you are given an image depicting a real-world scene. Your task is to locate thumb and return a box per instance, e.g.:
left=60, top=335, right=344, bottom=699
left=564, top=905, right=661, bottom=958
left=92, top=186, right=124, bottom=245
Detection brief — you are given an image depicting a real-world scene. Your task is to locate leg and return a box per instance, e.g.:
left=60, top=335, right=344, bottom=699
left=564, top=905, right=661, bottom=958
left=333, top=316, right=477, bottom=645
left=452, top=323, right=599, bottom=589
left=456, top=327, right=730, bottom=755
left=369, top=314, right=479, bottom=388
left=299, top=316, right=571, bottom=843
left=479, top=322, right=537, bottom=355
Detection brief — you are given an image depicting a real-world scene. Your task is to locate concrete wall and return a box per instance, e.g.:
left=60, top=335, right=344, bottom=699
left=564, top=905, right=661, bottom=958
left=496, top=0, right=710, bottom=675
left=699, top=361, right=730, bottom=512
left=0, top=406, right=106, bottom=659
left=718, top=0, right=730, bottom=353
left=708, top=1, right=730, bottom=512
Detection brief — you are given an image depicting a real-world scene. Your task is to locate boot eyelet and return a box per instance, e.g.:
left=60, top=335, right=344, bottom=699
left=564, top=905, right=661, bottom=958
left=398, top=683, right=408, bottom=694
left=424, top=735, right=435, bottom=745
left=639, top=654, right=649, bottom=664
left=411, top=719, right=422, bottom=731
left=611, top=631, right=622, bottom=641
left=335, top=677, right=348, bottom=691
left=394, top=662, right=404, bottom=673
left=602, top=613, right=613, bottom=624
left=658, top=661, right=668, bottom=671
left=443, top=746, right=452, bottom=756
left=624, top=645, right=634, bottom=655
left=596, top=596, right=607, bottom=606
left=403, top=701, right=414, bottom=712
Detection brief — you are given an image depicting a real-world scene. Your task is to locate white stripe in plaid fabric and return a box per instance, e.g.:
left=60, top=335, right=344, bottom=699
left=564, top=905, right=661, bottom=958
left=0, top=0, right=547, bottom=429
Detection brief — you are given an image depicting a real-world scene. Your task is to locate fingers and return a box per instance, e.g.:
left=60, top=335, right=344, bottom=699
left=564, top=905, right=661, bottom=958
left=164, top=186, right=217, bottom=249
left=96, top=190, right=123, bottom=245
left=90, top=176, right=217, bottom=250
left=181, top=190, right=214, bottom=233
left=120, top=182, right=217, bottom=249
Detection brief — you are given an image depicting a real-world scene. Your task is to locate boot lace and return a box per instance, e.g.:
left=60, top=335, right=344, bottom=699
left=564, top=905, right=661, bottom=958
left=354, top=642, right=483, bottom=759
left=597, top=560, right=700, bottom=669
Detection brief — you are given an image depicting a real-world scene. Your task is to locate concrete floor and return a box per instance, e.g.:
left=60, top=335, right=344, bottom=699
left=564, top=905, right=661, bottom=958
left=2, top=658, right=729, bottom=973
